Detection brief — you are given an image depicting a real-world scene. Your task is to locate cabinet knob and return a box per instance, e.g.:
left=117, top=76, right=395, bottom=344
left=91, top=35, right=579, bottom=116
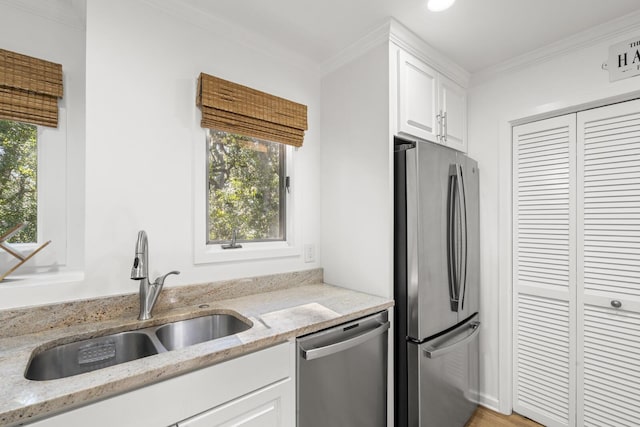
left=611, top=300, right=622, bottom=308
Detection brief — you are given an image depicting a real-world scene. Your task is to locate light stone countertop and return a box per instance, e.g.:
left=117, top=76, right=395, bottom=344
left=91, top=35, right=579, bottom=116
left=0, top=272, right=393, bottom=426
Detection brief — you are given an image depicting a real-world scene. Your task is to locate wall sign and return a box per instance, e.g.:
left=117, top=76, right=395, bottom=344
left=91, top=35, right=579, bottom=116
left=607, top=36, right=640, bottom=82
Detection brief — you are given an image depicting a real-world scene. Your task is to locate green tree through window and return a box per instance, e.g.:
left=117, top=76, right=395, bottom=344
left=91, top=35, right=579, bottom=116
left=0, top=120, right=37, bottom=243
left=207, top=130, right=285, bottom=243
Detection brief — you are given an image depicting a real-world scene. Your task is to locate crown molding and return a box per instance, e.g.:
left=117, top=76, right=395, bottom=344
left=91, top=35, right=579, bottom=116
left=319, top=20, right=391, bottom=76
left=388, top=18, right=470, bottom=88
left=3, top=0, right=86, bottom=30
left=138, top=0, right=320, bottom=78
left=320, top=17, right=471, bottom=88
left=471, top=9, right=640, bottom=86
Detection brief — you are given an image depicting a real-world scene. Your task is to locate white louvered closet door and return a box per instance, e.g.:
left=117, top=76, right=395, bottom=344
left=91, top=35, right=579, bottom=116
left=577, top=99, right=640, bottom=427
left=513, top=115, right=577, bottom=427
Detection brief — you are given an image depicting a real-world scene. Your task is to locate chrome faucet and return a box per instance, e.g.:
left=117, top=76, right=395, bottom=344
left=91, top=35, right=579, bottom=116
left=130, top=230, right=180, bottom=320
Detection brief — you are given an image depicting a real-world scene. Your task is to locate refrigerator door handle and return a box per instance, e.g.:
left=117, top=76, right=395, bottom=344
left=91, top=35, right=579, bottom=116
left=456, top=164, right=468, bottom=312
left=423, top=321, right=480, bottom=359
left=447, top=164, right=468, bottom=312
left=300, top=321, right=390, bottom=361
left=447, top=165, right=459, bottom=311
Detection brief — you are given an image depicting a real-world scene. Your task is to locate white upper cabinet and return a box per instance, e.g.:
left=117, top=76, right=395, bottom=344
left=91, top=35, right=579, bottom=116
left=439, top=74, right=467, bottom=152
left=397, top=49, right=468, bottom=152
left=398, top=49, right=439, bottom=142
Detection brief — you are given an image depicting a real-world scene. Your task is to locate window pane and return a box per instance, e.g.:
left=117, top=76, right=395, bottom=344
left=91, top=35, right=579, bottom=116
left=0, top=120, right=37, bottom=243
left=207, top=130, right=285, bottom=243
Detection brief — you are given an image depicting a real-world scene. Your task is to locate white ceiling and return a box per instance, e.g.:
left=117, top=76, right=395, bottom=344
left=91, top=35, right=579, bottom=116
left=181, top=0, right=640, bottom=73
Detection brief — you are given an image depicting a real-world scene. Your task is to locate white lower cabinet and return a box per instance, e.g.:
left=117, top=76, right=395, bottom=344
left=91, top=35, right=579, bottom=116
left=28, top=342, right=295, bottom=427
left=175, top=378, right=292, bottom=427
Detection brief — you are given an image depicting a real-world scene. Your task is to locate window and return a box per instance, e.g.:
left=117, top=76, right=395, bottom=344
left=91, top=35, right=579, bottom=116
left=0, top=48, right=71, bottom=278
left=194, top=72, right=306, bottom=263
left=0, top=111, right=69, bottom=275
left=207, top=129, right=286, bottom=244
left=0, top=120, right=38, bottom=243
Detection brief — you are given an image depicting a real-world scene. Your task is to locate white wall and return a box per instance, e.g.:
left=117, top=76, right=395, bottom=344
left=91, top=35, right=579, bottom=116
left=82, top=0, right=321, bottom=296
left=0, top=0, right=322, bottom=309
left=320, top=42, right=392, bottom=298
left=467, top=26, right=640, bottom=412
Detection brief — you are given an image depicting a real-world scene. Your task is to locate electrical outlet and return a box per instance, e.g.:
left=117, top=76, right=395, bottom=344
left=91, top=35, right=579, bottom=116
left=304, top=244, right=315, bottom=263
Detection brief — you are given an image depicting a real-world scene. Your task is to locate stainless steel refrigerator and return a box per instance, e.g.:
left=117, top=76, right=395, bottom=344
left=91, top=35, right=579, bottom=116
left=394, top=136, right=480, bottom=427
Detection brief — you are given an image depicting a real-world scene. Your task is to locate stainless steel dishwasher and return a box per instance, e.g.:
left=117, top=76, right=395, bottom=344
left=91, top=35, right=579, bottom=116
left=296, top=310, right=389, bottom=427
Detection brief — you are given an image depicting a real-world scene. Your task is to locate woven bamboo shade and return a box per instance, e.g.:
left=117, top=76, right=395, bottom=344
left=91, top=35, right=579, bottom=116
left=0, top=48, right=63, bottom=128
left=197, top=73, right=307, bottom=148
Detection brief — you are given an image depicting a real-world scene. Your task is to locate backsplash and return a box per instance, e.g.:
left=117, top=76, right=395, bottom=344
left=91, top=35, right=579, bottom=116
left=0, top=268, right=323, bottom=339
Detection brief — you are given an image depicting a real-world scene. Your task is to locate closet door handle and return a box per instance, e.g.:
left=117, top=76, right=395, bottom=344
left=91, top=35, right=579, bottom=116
left=611, top=300, right=622, bottom=308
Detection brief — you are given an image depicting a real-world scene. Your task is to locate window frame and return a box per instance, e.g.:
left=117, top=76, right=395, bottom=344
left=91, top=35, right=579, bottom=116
left=193, top=129, right=300, bottom=264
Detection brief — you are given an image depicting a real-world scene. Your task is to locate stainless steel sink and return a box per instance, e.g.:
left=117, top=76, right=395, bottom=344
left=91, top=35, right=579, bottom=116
left=25, top=332, right=158, bottom=381
left=155, top=314, right=252, bottom=351
left=24, top=312, right=252, bottom=381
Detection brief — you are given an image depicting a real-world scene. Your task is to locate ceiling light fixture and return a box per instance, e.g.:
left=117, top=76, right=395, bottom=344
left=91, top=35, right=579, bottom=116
left=427, top=0, right=456, bottom=12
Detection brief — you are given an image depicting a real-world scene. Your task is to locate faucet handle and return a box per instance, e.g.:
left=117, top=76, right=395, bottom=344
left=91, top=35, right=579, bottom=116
left=153, top=270, right=180, bottom=286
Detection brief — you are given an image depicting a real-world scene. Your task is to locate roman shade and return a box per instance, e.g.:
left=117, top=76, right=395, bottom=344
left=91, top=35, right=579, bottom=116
left=197, top=73, right=307, bottom=148
left=0, top=48, right=63, bottom=128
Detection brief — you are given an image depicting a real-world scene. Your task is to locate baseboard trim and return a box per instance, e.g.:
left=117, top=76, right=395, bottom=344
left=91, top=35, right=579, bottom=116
left=477, top=393, right=504, bottom=414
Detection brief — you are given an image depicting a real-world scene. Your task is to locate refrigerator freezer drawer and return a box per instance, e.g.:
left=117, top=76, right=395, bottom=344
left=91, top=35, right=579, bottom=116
left=408, top=315, right=480, bottom=427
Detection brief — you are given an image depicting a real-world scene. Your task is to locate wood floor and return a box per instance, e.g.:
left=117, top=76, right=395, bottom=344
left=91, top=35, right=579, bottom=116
left=465, top=406, right=543, bottom=427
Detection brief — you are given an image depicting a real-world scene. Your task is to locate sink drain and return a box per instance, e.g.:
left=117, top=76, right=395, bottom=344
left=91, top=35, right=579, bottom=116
left=78, top=340, right=116, bottom=365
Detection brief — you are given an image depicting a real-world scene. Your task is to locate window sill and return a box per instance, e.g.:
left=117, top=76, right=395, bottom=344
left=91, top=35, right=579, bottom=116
left=0, top=270, right=86, bottom=310
left=0, top=270, right=85, bottom=288
left=194, top=241, right=300, bottom=264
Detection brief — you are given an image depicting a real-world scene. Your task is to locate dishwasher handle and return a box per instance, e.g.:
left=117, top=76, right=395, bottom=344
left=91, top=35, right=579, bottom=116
left=301, top=321, right=390, bottom=361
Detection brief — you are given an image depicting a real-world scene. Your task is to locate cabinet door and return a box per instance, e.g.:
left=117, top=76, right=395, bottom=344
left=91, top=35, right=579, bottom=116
left=439, top=74, right=467, bottom=152
left=512, top=115, right=577, bottom=427
left=177, top=379, right=293, bottom=427
left=577, top=99, right=640, bottom=427
left=397, top=50, right=439, bottom=143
